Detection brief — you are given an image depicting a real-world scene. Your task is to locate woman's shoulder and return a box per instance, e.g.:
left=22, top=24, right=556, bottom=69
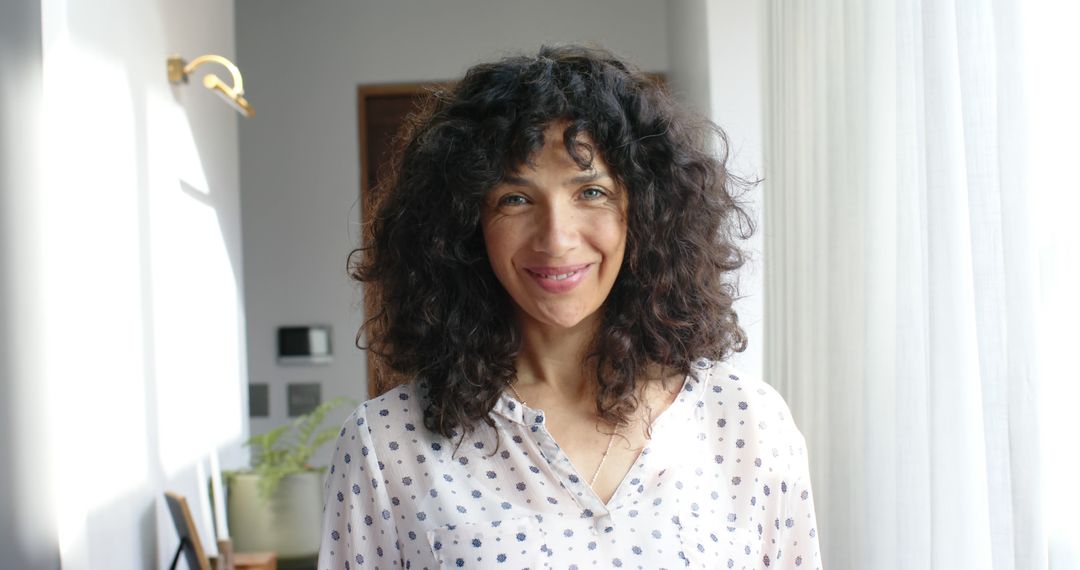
left=340, top=380, right=427, bottom=439
left=691, top=358, right=807, bottom=447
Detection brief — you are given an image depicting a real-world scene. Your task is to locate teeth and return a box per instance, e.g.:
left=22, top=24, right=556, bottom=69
left=533, top=270, right=579, bottom=280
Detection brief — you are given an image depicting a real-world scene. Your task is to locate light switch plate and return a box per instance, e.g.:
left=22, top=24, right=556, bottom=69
left=249, top=383, right=269, bottom=417
left=287, top=382, right=321, bottom=417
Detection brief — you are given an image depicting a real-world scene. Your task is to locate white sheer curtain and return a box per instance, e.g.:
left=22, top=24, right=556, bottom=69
left=762, top=1, right=1079, bottom=569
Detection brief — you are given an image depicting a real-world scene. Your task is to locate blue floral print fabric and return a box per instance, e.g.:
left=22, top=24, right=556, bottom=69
left=318, top=359, right=822, bottom=569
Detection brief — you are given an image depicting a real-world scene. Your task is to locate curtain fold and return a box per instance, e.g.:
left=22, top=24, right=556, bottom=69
left=762, top=1, right=1057, bottom=568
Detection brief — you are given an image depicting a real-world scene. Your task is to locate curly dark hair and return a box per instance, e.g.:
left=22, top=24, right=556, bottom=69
left=350, top=44, right=753, bottom=442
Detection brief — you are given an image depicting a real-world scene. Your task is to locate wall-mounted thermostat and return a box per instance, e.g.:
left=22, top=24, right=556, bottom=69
left=277, top=325, right=332, bottom=364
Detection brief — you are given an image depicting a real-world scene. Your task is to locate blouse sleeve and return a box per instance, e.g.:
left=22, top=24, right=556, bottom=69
left=772, top=431, right=822, bottom=569
left=318, top=405, right=402, bottom=570
left=750, top=375, right=823, bottom=570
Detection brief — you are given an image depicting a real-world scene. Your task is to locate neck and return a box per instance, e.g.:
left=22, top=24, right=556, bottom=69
left=513, top=311, right=601, bottom=403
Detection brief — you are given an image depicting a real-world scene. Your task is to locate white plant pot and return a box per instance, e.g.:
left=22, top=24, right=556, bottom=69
left=227, top=470, right=325, bottom=558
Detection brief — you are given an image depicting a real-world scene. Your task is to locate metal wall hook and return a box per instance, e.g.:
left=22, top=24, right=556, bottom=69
left=168, top=54, right=254, bottom=118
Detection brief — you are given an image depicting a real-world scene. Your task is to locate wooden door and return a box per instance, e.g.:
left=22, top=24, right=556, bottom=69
left=356, top=83, right=441, bottom=398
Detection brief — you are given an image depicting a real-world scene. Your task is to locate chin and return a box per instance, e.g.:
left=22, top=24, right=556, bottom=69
left=546, top=316, right=588, bottom=329
left=532, top=306, right=600, bottom=331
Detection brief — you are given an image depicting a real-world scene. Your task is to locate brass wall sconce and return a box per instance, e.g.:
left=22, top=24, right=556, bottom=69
left=167, top=54, right=254, bottom=118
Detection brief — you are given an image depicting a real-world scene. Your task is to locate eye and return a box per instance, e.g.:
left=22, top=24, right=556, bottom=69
left=497, top=194, right=528, bottom=207
left=580, top=187, right=607, bottom=200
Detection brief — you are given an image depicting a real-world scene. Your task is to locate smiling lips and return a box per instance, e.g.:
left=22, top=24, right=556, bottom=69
left=523, top=263, right=593, bottom=293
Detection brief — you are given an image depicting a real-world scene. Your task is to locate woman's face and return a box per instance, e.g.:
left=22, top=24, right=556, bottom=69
left=481, top=124, right=628, bottom=332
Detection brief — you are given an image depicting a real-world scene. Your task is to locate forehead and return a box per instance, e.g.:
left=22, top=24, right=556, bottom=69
left=509, top=123, right=609, bottom=177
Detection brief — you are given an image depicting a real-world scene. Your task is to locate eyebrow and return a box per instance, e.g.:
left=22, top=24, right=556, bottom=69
left=502, top=171, right=613, bottom=188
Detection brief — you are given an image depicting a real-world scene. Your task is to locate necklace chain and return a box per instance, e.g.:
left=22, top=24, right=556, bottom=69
left=508, top=382, right=618, bottom=487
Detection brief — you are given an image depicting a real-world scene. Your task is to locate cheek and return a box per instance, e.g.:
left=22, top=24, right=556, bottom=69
left=594, top=212, right=629, bottom=257
left=481, top=221, right=519, bottom=276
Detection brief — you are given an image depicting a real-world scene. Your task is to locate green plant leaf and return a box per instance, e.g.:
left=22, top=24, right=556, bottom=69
left=240, top=395, right=356, bottom=502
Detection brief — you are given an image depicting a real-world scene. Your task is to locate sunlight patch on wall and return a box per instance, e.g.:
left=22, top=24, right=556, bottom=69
left=146, top=92, right=245, bottom=476
left=40, top=29, right=147, bottom=570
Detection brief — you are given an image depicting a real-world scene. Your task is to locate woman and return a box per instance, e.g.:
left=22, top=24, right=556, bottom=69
left=320, top=45, right=821, bottom=570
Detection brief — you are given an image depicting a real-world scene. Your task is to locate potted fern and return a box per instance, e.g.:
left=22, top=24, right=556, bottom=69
left=227, top=396, right=354, bottom=559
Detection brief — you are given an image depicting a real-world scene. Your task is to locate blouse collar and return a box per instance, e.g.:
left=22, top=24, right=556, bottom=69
left=490, top=361, right=712, bottom=427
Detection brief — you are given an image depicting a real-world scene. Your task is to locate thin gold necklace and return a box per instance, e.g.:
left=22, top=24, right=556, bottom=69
left=508, top=382, right=618, bottom=487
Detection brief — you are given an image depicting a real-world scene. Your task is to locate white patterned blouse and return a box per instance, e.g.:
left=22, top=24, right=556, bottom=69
left=318, top=359, right=822, bottom=569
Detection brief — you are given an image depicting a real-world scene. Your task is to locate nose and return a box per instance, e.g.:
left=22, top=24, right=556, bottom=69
left=532, top=201, right=580, bottom=257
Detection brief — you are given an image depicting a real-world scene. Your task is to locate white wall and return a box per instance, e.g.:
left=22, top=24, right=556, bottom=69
left=236, top=0, right=671, bottom=464
left=0, top=0, right=247, bottom=567
left=706, top=1, right=765, bottom=379
left=666, top=0, right=713, bottom=117
left=666, top=0, right=765, bottom=379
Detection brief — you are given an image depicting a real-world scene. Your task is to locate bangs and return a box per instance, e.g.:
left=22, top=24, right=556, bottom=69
left=497, top=120, right=601, bottom=184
